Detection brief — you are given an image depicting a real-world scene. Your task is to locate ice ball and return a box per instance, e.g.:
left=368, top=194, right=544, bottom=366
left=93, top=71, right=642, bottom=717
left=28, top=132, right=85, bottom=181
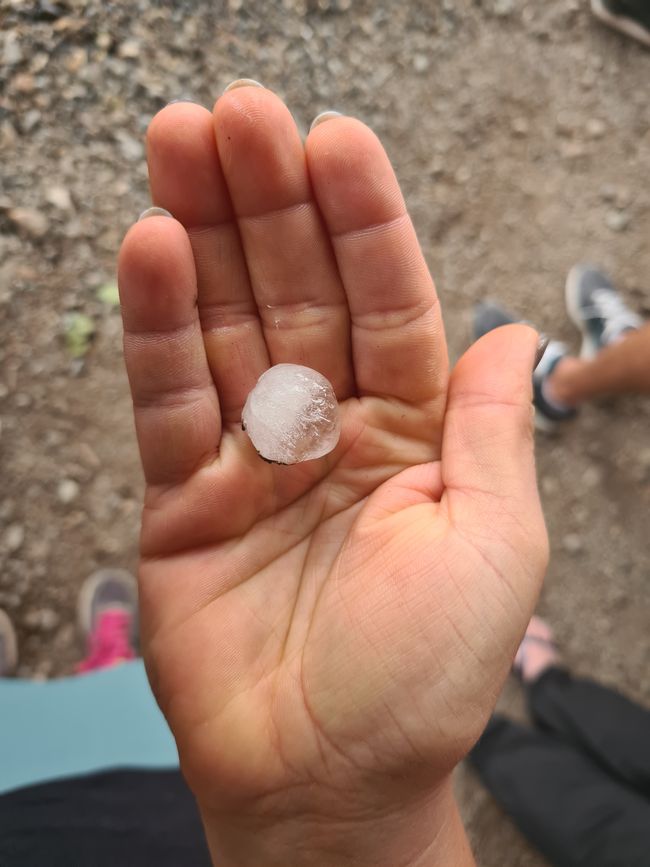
left=242, top=364, right=341, bottom=464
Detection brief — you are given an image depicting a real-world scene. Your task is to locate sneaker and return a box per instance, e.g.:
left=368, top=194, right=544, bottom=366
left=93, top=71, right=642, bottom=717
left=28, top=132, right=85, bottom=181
left=513, top=616, right=561, bottom=684
left=473, top=301, right=577, bottom=432
left=565, top=264, right=643, bottom=359
left=0, top=609, right=18, bottom=677
left=591, top=0, right=650, bottom=47
left=76, top=569, right=138, bottom=673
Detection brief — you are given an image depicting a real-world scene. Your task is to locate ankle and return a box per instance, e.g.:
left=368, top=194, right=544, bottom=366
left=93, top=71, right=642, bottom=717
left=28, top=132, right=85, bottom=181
left=545, top=356, right=584, bottom=406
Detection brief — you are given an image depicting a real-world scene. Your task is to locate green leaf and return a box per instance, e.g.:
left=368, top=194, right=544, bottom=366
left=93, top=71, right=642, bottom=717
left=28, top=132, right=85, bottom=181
left=64, top=312, right=95, bottom=358
left=97, top=282, right=120, bottom=306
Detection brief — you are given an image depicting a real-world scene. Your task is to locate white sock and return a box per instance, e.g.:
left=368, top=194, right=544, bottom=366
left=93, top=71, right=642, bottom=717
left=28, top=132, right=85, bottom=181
left=541, top=375, right=573, bottom=413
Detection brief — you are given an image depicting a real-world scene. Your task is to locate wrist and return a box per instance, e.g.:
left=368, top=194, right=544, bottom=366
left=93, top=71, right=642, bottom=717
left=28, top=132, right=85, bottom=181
left=199, top=777, right=475, bottom=867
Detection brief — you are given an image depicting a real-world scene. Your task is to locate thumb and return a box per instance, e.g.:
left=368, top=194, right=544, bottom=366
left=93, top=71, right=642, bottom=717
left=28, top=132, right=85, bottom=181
left=441, top=324, right=548, bottom=578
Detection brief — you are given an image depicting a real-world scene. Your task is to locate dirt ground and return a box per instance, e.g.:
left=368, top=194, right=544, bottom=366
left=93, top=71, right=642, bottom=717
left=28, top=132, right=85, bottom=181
left=1, top=1, right=649, bottom=864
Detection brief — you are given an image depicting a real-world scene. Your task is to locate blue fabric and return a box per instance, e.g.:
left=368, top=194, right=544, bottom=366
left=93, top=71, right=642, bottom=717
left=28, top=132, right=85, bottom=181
left=0, top=660, right=178, bottom=795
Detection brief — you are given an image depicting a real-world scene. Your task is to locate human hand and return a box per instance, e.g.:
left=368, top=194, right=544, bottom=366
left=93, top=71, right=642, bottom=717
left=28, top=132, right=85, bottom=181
left=117, top=84, right=548, bottom=867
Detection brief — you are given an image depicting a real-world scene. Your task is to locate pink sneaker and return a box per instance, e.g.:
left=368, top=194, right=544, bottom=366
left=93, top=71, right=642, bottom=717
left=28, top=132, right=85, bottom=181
left=76, top=569, right=138, bottom=673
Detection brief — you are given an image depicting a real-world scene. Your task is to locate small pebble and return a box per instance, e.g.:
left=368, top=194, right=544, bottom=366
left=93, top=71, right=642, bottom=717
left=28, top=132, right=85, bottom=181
left=562, top=533, right=583, bottom=555
left=511, top=117, right=529, bottom=137
left=582, top=466, right=602, bottom=488
left=8, top=207, right=50, bottom=238
left=585, top=118, right=606, bottom=139
left=45, top=185, right=73, bottom=211
left=24, top=608, right=60, bottom=632
left=57, top=478, right=80, bottom=504
left=605, top=210, right=630, bottom=232
left=4, top=524, right=25, bottom=553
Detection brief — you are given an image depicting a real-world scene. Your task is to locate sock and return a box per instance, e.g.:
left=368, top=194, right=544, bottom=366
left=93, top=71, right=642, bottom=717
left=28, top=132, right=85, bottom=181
left=540, top=375, right=573, bottom=413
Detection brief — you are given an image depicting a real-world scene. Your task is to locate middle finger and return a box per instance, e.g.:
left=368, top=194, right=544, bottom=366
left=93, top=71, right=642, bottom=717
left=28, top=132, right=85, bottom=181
left=213, top=83, right=354, bottom=399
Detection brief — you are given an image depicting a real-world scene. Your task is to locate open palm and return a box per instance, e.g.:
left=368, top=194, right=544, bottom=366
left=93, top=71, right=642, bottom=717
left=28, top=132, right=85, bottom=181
left=118, top=85, right=547, bottom=863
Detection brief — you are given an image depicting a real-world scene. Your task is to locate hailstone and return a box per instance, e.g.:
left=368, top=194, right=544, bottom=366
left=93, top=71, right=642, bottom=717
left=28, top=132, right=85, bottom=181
left=242, top=364, right=341, bottom=464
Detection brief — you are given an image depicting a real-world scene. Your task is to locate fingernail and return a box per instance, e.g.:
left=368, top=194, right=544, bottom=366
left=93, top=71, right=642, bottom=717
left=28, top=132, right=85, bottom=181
left=310, top=110, right=343, bottom=131
left=166, top=97, right=199, bottom=106
left=534, top=335, right=550, bottom=370
left=138, top=206, right=173, bottom=221
left=223, top=78, right=264, bottom=93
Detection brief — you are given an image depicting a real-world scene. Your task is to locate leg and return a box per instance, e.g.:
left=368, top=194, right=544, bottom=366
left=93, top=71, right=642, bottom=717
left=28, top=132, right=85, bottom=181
left=473, top=266, right=649, bottom=429
left=528, top=667, right=650, bottom=797
left=548, top=263, right=650, bottom=404
left=470, top=715, right=650, bottom=867
left=547, top=322, right=650, bottom=405
left=0, top=572, right=176, bottom=795
left=516, top=617, right=650, bottom=797
left=0, top=659, right=178, bottom=794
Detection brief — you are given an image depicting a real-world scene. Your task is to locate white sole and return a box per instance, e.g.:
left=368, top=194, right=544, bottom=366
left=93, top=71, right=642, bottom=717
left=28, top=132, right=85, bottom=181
left=565, top=266, right=600, bottom=360
left=591, top=0, right=650, bottom=48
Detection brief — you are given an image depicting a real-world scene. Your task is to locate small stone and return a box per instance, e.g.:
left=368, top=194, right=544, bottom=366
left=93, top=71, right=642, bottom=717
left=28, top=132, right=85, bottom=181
left=599, top=183, right=617, bottom=202
left=3, top=33, right=23, bottom=66
left=114, top=130, right=144, bottom=162
left=64, top=47, right=87, bottom=73
left=605, top=210, right=630, bottom=232
left=541, top=476, right=559, bottom=495
left=413, top=53, right=429, bottom=73
left=582, top=465, right=602, bottom=488
left=242, top=364, right=341, bottom=464
left=560, top=140, right=587, bottom=160
left=22, top=110, right=41, bottom=133
left=511, top=116, right=529, bottom=137
left=8, top=207, right=50, bottom=238
left=12, top=73, right=35, bottom=93
left=57, top=478, right=80, bottom=504
left=494, top=0, right=514, bottom=16
left=96, top=32, right=113, bottom=49
left=118, top=39, right=141, bottom=58
left=39, top=609, right=60, bottom=631
left=0, top=120, right=18, bottom=148
left=31, top=52, right=49, bottom=73
left=53, top=15, right=87, bottom=33
left=586, top=118, right=606, bottom=139
left=24, top=608, right=60, bottom=632
left=555, top=110, right=578, bottom=136
left=562, top=533, right=583, bottom=555
left=4, top=524, right=25, bottom=553
left=45, top=185, right=73, bottom=211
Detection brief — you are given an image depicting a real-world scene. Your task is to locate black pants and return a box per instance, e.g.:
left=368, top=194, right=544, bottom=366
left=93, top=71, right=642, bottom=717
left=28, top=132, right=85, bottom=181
left=470, top=668, right=650, bottom=867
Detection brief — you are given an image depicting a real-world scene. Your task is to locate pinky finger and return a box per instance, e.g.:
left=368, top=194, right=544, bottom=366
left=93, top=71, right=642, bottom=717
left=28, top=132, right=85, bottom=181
left=118, top=216, right=221, bottom=488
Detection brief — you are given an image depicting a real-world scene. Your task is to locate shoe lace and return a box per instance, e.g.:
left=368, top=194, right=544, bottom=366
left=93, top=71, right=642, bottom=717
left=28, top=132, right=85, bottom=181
left=76, top=609, right=135, bottom=673
left=591, top=288, right=641, bottom=344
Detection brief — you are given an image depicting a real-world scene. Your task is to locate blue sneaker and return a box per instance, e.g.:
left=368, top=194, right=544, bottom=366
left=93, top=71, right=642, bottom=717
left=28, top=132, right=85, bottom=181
left=565, top=264, right=642, bottom=359
left=473, top=302, right=577, bottom=432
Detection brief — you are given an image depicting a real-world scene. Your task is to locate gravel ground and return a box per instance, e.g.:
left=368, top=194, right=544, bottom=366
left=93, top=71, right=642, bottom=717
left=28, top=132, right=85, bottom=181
left=1, top=1, right=649, bottom=863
